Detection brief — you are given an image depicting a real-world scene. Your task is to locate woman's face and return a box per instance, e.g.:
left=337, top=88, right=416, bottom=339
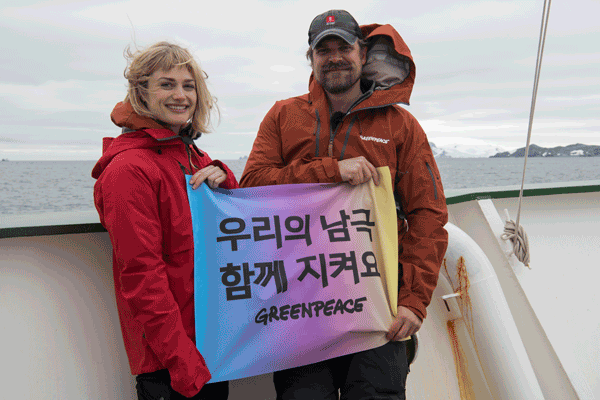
left=145, top=65, right=197, bottom=133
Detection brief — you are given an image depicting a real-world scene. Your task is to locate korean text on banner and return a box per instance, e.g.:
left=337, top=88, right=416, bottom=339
left=186, top=167, right=398, bottom=382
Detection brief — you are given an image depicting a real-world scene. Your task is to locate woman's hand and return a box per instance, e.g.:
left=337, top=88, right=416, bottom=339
left=189, top=165, right=227, bottom=189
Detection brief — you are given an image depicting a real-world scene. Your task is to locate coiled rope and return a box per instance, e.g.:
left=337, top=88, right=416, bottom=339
left=502, top=0, right=552, bottom=268
left=502, top=211, right=531, bottom=267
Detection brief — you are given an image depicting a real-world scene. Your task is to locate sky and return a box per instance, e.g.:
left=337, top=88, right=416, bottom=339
left=1, top=0, right=598, bottom=161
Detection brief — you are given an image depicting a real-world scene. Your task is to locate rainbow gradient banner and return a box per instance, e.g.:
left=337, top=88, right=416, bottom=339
left=187, top=167, right=398, bottom=383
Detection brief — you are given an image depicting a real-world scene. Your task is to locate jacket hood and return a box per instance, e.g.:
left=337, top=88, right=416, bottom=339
left=308, top=23, right=416, bottom=109
left=110, top=100, right=167, bottom=131
left=91, top=101, right=182, bottom=179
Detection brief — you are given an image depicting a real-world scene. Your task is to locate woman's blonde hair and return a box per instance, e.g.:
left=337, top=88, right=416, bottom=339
left=124, top=41, right=217, bottom=137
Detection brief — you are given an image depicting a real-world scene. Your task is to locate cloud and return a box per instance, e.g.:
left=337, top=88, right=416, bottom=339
left=0, top=0, right=598, bottom=161
left=0, top=80, right=123, bottom=112
left=515, top=52, right=600, bottom=67
left=270, top=65, right=296, bottom=73
left=458, top=109, right=512, bottom=119
left=219, top=131, right=261, bottom=136
left=398, top=0, right=539, bottom=41
left=0, top=142, right=102, bottom=161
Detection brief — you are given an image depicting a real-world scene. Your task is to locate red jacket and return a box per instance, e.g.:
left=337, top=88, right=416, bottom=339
left=92, top=102, right=238, bottom=397
left=240, top=24, right=448, bottom=320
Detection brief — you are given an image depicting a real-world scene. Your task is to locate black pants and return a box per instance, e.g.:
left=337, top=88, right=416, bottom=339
left=273, top=341, right=409, bottom=400
left=135, top=369, right=228, bottom=400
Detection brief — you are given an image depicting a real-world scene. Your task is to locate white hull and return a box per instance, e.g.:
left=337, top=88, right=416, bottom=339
left=1, top=182, right=599, bottom=399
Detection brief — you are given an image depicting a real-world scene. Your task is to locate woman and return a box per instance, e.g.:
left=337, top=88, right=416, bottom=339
left=92, top=41, right=238, bottom=399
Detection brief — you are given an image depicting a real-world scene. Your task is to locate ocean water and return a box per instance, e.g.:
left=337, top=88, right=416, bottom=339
left=1, top=157, right=600, bottom=215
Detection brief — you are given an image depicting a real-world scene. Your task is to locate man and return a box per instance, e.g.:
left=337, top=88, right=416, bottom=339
left=240, top=9, right=448, bottom=400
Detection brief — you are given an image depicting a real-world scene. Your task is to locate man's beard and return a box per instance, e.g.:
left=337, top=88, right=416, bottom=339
left=318, top=62, right=361, bottom=94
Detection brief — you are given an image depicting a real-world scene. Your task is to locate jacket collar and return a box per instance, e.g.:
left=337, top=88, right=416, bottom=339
left=110, top=101, right=195, bottom=141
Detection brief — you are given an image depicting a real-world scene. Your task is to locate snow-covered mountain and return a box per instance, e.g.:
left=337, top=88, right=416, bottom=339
left=490, top=143, right=600, bottom=157
left=429, top=141, right=511, bottom=158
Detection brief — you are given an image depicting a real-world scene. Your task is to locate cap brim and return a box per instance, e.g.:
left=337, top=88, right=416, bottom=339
left=311, top=29, right=357, bottom=49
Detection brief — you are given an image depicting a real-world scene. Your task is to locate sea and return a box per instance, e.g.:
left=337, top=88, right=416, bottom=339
left=1, top=157, right=600, bottom=215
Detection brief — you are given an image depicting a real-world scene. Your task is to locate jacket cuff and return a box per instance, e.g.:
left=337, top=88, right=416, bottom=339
left=170, top=361, right=212, bottom=398
left=398, top=291, right=426, bottom=321
left=322, top=157, right=341, bottom=181
left=209, top=160, right=239, bottom=189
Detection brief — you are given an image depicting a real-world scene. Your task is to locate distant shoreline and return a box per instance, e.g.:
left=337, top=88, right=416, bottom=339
left=4, top=142, right=600, bottom=163
left=490, top=143, right=600, bottom=158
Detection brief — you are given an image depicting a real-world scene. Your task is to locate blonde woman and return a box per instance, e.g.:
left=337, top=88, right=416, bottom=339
left=92, top=42, right=237, bottom=399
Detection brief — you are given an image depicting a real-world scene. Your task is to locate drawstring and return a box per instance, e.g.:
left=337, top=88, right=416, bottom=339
left=186, top=145, right=198, bottom=172
left=180, top=133, right=200, bottom=172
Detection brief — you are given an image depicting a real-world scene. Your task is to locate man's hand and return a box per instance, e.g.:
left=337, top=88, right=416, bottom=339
left=387, top=306, right=422, bottom=341
left=338, top=156, right=380, bottom=186
left=189, top=165, right=227, bottom=189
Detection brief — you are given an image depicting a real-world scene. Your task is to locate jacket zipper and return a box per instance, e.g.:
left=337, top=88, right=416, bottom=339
left=177, top=161, right=188, bottom=176
left=314, top=110, right=321, bottom=157
left=425, top=162, right=438, bottom=200
left=327, top=87, right=373, bottom=159
left=340, top=116, right=357, bottom=160
left=328, top=122, right=341, bottom=157
left=321, top=82, right=408, bottom=159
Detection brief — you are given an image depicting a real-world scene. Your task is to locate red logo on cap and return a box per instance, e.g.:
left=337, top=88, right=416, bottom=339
left=326, top=16, right=335, bottom=25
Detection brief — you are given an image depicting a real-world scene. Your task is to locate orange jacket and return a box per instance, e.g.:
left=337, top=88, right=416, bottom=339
left=240, top=24, right=448, bottom=320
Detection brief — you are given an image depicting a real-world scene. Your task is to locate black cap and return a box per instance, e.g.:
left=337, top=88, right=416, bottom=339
left=308, top=10, right=363, bottom=49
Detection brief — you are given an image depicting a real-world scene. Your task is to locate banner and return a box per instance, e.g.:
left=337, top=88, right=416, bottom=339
left=187, top=167, right=398, bottom=382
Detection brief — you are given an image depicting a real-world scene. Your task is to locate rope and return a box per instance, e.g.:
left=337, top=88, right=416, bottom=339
left=502, top=0, right=552, bottom=268
left=501, top=217, right=531, bottom=267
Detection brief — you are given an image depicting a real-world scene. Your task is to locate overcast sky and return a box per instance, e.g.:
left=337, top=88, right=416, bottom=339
left=1, top=0, right=598, bottom=161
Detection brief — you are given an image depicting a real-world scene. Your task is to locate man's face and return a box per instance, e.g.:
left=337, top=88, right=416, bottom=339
left=312, top=37, right=366, bottom=95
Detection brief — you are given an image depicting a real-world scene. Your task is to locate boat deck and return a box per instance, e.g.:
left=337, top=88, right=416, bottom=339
left=2, top=181, right=599, bottom=399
